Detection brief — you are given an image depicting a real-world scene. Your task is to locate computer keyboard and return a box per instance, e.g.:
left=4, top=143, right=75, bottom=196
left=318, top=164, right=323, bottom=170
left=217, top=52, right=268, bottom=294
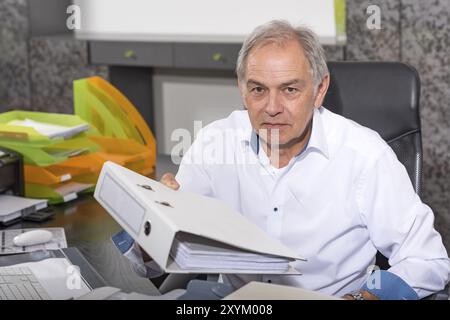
left=0, top=266, right=51, bottom=300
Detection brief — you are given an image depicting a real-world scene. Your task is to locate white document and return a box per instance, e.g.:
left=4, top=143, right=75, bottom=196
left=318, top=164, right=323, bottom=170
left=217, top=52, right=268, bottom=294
left=94, top=161, right=305, bottom=275
left=170, top=233, right=290, bottom=272
left=46, top=181, right=94, bottom=203
left=54, top=182, right=93, bottom=196
left=0, top=195, right=48, bottom=224
left=9, top=258, right=91, bottom=300
left=223, top=281, right=341, bottom=300
left=8, top=118, right=89, bottom=139
left=0, top=228, right=68, bottom=255
left=47, top=148, right=91, bottom=158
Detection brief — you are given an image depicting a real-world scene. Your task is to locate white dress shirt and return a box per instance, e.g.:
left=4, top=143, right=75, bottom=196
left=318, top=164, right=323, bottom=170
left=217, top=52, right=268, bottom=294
left=172, top=106, right=450, bottom=298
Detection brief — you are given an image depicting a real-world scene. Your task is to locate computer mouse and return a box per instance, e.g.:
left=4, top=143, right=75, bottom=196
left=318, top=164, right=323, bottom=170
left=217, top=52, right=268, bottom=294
left=13, top=229, right=53, bottom=247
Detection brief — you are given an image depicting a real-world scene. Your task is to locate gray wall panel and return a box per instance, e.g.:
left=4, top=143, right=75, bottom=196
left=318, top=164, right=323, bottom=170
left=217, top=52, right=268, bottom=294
left=0, top=0, right=30, bottom=111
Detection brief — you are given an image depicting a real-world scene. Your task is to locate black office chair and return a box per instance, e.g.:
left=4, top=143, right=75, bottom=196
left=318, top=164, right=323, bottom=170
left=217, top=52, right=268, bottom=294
left=323, top=61, right=422, bottom=269
left=324, top=61, right=422, bottom=195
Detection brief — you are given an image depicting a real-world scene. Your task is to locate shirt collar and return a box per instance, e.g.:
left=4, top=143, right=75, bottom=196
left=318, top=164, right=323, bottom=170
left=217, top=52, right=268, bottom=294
left=307, top=107, right=329, bottom=159
left=241, top=107, right=329, bottom=159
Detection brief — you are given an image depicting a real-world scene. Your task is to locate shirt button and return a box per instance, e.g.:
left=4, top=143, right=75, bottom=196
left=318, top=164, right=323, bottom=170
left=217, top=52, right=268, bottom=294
left=273, top=207, right=278, bottom=212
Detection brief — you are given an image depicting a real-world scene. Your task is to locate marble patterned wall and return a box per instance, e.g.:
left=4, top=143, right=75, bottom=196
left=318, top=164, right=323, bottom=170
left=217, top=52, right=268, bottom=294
left=0, top=1, right=449, bottom=248
left=29, top=37, right=108, bottom=114
left=347, top=0, right=401, bottom=61
left=0, top=0, right=30, bottom=111
left=0, top=0, right=108, bottom=115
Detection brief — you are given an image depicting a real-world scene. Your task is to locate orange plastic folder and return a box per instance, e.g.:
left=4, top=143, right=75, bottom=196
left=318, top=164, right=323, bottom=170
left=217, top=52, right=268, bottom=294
left=24, top=164, right=96, bottom=186
left=73, top=76, right=156, bottom=176
left=49, top=137, right=154, bottom=181
left=24, top=136, right=153, bottom=187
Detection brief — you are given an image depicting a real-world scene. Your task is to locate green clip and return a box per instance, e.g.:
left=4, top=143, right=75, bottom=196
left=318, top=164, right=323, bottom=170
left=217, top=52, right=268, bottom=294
left=124, top=50, right=136, bottom=59
left=212, top=53, right=222, bottom=62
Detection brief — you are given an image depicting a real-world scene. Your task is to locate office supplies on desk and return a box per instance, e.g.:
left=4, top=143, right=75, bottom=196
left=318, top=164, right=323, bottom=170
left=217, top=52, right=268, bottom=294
left=0, top=195, right=48, bottom=225
left=24, top=164, right=93, bottom=186
left=0, top=111, right=100, bottom=169
left=95, top=161, right=305, bottom=275
left=0, top=147, right=24, bottom=197
left=13, top=229, right=53, bottom=247
left=22, top=208, right=55, bottom=222
left=74, top=76, right=156, bottom=176
left=0, top=265, right=52, bottom=300
left=25, top=181, right=94, bottom=204
left=0, top=147, right=52, bottom=225
left=7, top=118, right=90, bottom=140
left=0, top=228, right=67, bottom=255
left=0, top=110, right=95, bottom=143
left=0, top=248, right=107, bottom=299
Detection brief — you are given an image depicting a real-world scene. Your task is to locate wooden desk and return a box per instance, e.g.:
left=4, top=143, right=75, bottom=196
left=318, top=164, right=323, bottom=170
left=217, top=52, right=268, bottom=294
left=3, top=195, right=160, bottom=296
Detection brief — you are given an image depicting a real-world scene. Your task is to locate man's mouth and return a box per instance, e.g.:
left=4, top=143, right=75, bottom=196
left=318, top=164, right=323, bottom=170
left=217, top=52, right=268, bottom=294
left=261, top=123, right=289, bottom=129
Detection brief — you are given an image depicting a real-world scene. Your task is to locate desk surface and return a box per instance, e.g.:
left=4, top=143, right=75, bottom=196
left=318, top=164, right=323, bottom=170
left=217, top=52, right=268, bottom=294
left=3, top=195, right=160, bottom=296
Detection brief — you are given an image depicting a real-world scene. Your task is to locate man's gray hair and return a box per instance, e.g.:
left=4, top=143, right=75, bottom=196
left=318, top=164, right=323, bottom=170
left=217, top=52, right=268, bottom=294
left=236, top=20, right=329, bottom=88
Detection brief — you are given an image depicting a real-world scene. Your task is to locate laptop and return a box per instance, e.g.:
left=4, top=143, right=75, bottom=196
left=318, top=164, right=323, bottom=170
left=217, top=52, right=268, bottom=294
left=0, top=248, right=106, bottom=300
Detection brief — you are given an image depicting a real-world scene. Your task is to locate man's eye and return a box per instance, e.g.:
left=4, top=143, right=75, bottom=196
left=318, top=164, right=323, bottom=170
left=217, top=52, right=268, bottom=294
left=285, top=87, right=298, bottom=93
left=251, top=87, right=265, bottom=93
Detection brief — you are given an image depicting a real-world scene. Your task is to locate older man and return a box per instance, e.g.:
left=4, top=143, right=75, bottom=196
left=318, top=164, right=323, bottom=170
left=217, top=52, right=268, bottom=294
left=113, top=20, right=450, bottom=300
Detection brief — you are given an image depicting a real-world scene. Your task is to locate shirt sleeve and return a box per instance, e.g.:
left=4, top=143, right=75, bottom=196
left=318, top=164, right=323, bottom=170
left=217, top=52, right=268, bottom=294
left=356, top=146, right=450, bottom=299
left=175, top=128, right=214, bottom=196
left=361, top=270, right=418, bottom=300
left=111, top=230, right=164, bottom=279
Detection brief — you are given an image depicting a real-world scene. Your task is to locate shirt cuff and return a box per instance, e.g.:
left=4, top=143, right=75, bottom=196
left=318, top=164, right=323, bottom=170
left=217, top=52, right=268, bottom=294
left=111, top=230, right=164, bottom=279
left=111, top=230, right=135, bottom=254
left=361, top=270, right=419, bottom=300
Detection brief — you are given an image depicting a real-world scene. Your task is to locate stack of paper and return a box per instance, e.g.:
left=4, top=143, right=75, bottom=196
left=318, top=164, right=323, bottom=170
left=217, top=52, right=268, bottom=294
left=8, top=118, right=90, bottom=139
left=170, top=233, right=291, bottom=272
left=0, top=195, right=48, bottom=224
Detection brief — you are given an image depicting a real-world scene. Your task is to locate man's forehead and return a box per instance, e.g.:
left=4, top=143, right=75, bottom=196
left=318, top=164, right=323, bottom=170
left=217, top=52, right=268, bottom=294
left=246, top=67, right=308, bottom=85
left=245, top=41, right=311, bottom=82
left=247, top=67, right=302, bottom=76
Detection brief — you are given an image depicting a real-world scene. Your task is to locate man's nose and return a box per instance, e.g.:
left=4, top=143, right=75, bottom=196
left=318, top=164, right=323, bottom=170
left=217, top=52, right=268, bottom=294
left=265, top=91, right=283, bottom=116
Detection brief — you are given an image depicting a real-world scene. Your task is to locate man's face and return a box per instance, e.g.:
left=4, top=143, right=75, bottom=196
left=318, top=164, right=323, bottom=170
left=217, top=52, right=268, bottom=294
left=240, top=39, right=326, bottom=147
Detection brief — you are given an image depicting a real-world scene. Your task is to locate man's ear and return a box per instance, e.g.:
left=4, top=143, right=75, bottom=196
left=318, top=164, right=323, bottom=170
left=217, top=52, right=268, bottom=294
left=313, top=74, right=330, bottom=108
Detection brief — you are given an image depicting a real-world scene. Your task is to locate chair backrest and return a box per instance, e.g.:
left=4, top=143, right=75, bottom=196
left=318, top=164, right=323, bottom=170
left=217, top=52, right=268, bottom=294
left=323, top=62, right=422, bottom=196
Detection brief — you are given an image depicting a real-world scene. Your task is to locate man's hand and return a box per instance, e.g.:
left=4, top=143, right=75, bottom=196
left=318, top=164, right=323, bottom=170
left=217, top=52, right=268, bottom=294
left=342, top=290, right=379, bottom=300
left=139, top=172, right=180, bottom=262
left=160, top=173, right=180, bottom=190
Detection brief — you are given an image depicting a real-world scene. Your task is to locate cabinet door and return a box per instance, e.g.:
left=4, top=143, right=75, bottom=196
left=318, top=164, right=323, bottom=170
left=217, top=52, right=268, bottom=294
left=174, top=43, right=241, bottom=70
left=89, top=41, right=173, bottom=67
